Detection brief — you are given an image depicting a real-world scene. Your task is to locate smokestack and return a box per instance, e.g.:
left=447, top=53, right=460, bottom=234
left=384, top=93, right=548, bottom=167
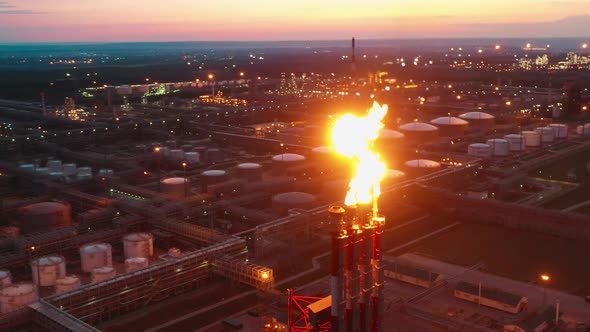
left=352, top=37, right=357, bottom=79
left=371, top=216, right=385, bottom=332
left=40, top=92, right=47, bottom=117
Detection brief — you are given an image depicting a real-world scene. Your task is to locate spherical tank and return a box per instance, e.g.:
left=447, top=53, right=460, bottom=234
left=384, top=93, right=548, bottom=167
left=486, top=139, right=509, bottom=156
left=430, top=117, right=468, bottom=137
left=522, top=131, right=541, bottom=147
left=91, top=266, right=116, bottom=282
left=403, top=159, right=441, bottom=177
left=123, top=232, right=154, bottom=259
left=200, top=170, right=227, bottom=193
left=458, top=112, right=495, bottom=131
left=125, top=257, right=149, bottom=273
left=55, top=275, right=81, bottom=294
left=18, top=202, right=72, bottom=234
left=0, top=283, right=38, bottom=314
left=31, top=255, right=66, bottom=286
left=0, top=269, right=12, bottom=288
left=79, top=243, right=112, bottom=273
left=398, top=122, right=439, bottom=143
left=549, top=124, right=568, bottom=138
left=236, top=163, right=263, bottom=182
left=504, top=134, right=525, bottom=152
left=467, top=143, right=492, bottom=159
left=535, top=127, right=554, bottom=143
left=272, top=192, right=316, bottom=216
left=161, top=177, right=189, bottom=198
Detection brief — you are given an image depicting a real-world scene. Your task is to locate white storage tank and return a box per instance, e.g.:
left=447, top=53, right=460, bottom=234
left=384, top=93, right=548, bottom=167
left=98, top=169, right=114, bottom=178
left=35, top=167, right=49, bottom=175
left=383, top=169, right=406, bottom=185
left=467, top=143, right=492, bottom=159
left=169, top=149, right=184, bottom=160
left=91, top=266, right=116, bottom=282
left=77, top=166, right=93, bottom=180
left=378, top=129, right=405, bottom=142
left=403, top=159, right=441, bottom=177
left=18, top=164, right=34, bottom=173
left=236, top=163, right=263, bottom=182
left=486, top=139, right=509, bottom=156
left=504, top=134, right=525, bottom=152
left=161, top=177, right=188, bottom=198
left=80, top=243, right=112, bottom=273
left=184, top=152, right=200, bottom=164
left=0, top=270, right=11, bottom=288
left=0, top=283, right=38, bottom=314
left=55, top=275, right=81, bottom=294
left=549, top=124, right=568, bottom=138
left=535, top=127, right=554, bottom=143
left=272, top=192, right=317, bottom=216
left=125, top=257, right=149, bottom=273
left=458, top=112, right=495, bottom=131
left=46, top=160, right=63, bottom=173
left=200, top=170, right=227, bottom=193
left=522, top=131, right=541, bottom=147
left=123, top=233, right=154, bottom=259
left=62, top=163, right=77, bottom=176
left=398, top=122, right=439, bottom=143
left=18, top=201, right=72, bottom=234
left=271, top=153, right=306, bottom=175
left=430, top=117, right=468, bottom=137
left=31, top=255, right=66, bottom=286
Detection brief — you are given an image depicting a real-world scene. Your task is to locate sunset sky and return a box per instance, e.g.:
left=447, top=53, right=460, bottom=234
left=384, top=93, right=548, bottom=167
left=1, top=0, right=590, bottom=42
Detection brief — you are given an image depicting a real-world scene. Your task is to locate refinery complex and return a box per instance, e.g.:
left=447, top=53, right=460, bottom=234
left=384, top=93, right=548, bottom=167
left=1, top=36, right=590, bottom=332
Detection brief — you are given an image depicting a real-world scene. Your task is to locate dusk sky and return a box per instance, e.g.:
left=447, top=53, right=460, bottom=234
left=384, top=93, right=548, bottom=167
left=1, top=0, right=590, bottom=42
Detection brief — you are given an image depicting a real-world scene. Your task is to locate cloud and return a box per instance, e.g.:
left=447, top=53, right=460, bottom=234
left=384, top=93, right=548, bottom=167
left=0, top=10, right=47, bottom=14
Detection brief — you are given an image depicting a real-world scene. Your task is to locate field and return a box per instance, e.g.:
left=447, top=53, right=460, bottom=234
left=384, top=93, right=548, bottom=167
left=415, top=222, right=590, bottom=295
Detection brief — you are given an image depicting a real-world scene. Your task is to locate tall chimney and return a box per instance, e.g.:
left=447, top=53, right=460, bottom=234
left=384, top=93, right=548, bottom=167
left=352, top=37, right=357, bottom=79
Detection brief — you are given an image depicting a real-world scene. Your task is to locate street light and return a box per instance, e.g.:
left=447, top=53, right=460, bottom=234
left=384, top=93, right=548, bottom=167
left=182, top=162, right=187, bottom=197
left=540, top=274, right=550, bottom=305
left=155, top=147, right=162, bottom=191
left=208, top=74, right=215, bottom=95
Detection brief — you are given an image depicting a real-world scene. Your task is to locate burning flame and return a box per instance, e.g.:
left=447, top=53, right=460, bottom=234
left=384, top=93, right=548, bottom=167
left=331, top=101, right=388, bottom=209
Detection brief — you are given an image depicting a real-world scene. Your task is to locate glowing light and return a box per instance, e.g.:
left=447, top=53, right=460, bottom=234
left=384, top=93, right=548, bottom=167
left=583, top=43, right=588, bottom=49
left=208, top=73, right=214, bottom=80
left=541, top=274, right=550, bottom=282
left=478, top=49, right=483, bottom=53
left=495, top=45, right=501, bottom=50
left=261, top=272, right=269, bottom=279
left=331, top=101, right=388, bottom=208
left=526, top=43, right=531, bottom=48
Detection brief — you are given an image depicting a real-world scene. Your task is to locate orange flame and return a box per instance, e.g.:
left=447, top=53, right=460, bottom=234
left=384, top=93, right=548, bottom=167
left=331, top=101, right=388, bottom=209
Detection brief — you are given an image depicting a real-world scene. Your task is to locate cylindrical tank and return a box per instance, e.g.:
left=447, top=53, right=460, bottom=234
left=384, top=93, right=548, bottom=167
left=200, top=170, right=227, bottom=193
left=236, top=163, right=263, bottom=182
left=55, top=275, right=81, bottom=294
left=0, top=226, right=20, bottom=239
left=184, top=152, right=200, bottom=164
left=398, top=122, right=439, bottom=143
left=91, top=266, right=116, bottom=282
left=98, top=169, right=114, bottom=178
left=180, top=144, right=193, bottom=152
left=403, top=159, right=441, bottom=177
left=123, top=233, right=154, bottom=259
left=467, top=143, right=492, bottom=159
left=161, top=177, right=188, bottom=198
left=158, top=146, right=171, bottom=158
left=125, top=257, right=149, bottom=273
left=430, top=117, right=468, bottom=137
left=535, top=127, right=554, bottom=143
left=80, top=243, right=112, bottom=273
left=165, top=140, right=177, bottom=148
left=504, top=134, right=525, bottom=152
left=18, top=202, right=72, bottom=234
left=169, top=149, right=184, bottom=160
left=206, top=148, right=223, bottom=162
left=577, top=125, right=590, bottom=136
left=486, top=139, right=509, bottom=156
left=77, top=166, right=92, bottom=180
left=62, top=163, right=77, bottom=176
left=18, top=164, right=34, bottom=173
left=458, top=112, right=495, bottom=131
left=0, top=283, right=38, bottom=314
left=35, top=167, right=49, bottom=175
left=31, top=255, right=66, bottom=286
left=522, top=131, right=541, bottom=147
left=549, top=124, right=568, bottom=138
left=272, top=192, right=317, bottom=216
left=46, top=160, right=63, bottom=173
left=383, top=169, right=406, bottom=186
left=0, top=270, right=11, bottom=288
left=271, top=153, right=306, bottom=174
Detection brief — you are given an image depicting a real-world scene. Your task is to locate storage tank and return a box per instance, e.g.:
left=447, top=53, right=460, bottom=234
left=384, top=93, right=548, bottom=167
left=91, top=266, right=116, bottom=282
left=18, top=164, right=34, bottom=173
left=80, top=243, right=112, bottom=273
left=18, top=202, right=72, bottom=234
left=577, top=125, right=590, bottom=136
left=379, top=128, right=405, bottom=141
left=123, top=233, right=154, bottom=259
left=272, top=192, right=317, bottom=216
left=169, top=149, right=184, bottom=161
left=62, top=163, right=77, bottom=176
left=0, top=226, right=20, bottom=239
left=504, top=134, right=525, bottom=152
left=35, top=167, right=49, bottom=175
left=458, top=112, right=495, bottom=131
left=486, top=139, right=509, bottom=156
left=31, top=255, right=66, bottom=286
left=383, top=169, right=406, bottom=185
left=206, top=148, right=223, bottom=162
left=125, top=257, right=149, bottom=273
left=184, top=152, right=200, bottom=164
left=272, top=153, right=306, bottom=174
left=467, top=143, right=492, bottom=159
left=0, top=270, right=11, bottom=288
left=0, top=283, right=38, bottom=314
left=549, top=124, right=568, bottom=138
left=165, top=140, right=177, bottom=148
left=98, top=169, right=114, bottom=178
left=430, top=117, right=468, bottom=137
left=236, top=163, right=263, bottom=182
left=77, top=166, right=92, bottom=180
left=46, top=160, right=63, bottom=173
left=535, top=127, right=554, bottom=143
left=403, top=159, right=441, bottom=177
left=398, top=122, right=439, bottom=143
left=180, top=144, right=193, bottom=152
left=200, top=170, right=227, bottom=193
left=158, top=146, right=171, bottom=158
left=55, top=275, right=81, bottom=294
left=161, top=177, right=188, bottom=198
left=522, top=131, right=541, bottom=147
